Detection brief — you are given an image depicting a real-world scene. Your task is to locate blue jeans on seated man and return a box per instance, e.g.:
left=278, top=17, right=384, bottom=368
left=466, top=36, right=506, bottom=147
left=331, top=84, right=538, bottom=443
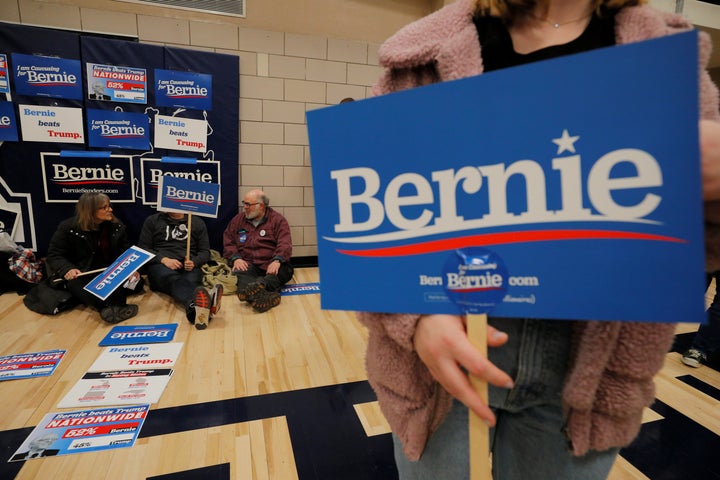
left=146, top=263, right=203, bottom=308
left=393, top=317, right=618, bottom=480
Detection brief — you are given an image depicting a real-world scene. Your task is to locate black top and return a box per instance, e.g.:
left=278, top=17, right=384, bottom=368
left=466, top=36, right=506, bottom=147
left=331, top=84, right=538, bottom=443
left=475, top=13, right=616, bottom=72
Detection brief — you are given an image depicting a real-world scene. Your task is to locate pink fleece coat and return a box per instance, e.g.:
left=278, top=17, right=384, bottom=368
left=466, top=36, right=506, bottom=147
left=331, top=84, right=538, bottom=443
left=357, top=0, right=720, bottom=462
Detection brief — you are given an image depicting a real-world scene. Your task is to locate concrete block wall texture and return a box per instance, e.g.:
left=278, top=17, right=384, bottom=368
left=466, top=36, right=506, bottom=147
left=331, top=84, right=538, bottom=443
left=0, top=0, right=414, bottom=259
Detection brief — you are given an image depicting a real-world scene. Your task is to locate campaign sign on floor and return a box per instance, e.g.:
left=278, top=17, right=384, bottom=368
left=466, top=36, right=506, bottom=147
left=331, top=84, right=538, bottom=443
left=280, top=283, right=321, bottom=296
left=89, top=342, right=183, bottom=372
left=0, top=349, right=66, bottom=381
left=9, top=405, right=149, bottom=461
left=307, top=32, right=705, bottom=323
left=99, top=324, right=178, bottom=347
left=57, top=369, right=174, bottom=408
left=84, top=245, right=155, bottom=301
left=56, top=343, right=183, bottom=408
left=157, top=175, right=220, bottom=218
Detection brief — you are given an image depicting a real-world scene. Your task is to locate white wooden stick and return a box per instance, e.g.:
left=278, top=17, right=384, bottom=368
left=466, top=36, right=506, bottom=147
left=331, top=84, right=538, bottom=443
left=467, top=312, right=492, bottom=480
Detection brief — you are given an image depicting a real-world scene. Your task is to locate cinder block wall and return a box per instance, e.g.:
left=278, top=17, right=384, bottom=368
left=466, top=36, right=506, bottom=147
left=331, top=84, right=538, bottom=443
left=0, top=0, right=435, bottom=258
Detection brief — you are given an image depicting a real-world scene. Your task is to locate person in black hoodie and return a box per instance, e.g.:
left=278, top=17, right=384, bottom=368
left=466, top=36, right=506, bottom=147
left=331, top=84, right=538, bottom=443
left=138, top=211, right=221, bottom=330
left=46, top=192, right=140, bottom=323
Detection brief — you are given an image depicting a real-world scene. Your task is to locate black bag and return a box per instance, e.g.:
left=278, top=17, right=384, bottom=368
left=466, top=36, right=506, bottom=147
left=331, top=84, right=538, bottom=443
left=23, top=279, right=79, bottom=315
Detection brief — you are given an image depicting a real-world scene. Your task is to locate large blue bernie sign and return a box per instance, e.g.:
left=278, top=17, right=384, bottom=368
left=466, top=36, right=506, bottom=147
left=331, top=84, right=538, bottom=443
left=307, top=31, right=705, bottom=323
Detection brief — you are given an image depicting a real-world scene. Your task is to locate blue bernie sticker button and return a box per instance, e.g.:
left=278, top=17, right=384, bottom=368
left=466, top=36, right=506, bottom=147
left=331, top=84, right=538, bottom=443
left=442, top=247, right=508, bottom=314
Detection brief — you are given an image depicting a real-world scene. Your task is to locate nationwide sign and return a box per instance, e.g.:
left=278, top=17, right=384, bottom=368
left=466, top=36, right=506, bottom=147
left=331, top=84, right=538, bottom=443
left=41, top=152, right=134, bottom=202
left=306, top=32, right=705, bottom=323
left=0, top=349, right=66, bottom=381
left=86, top=63, right=147, bottom=104
left=0, top=53, right=9, bottom=93
left=9, top=405, right=149, bottom=460
left=12, top=53, right=82, bottom=100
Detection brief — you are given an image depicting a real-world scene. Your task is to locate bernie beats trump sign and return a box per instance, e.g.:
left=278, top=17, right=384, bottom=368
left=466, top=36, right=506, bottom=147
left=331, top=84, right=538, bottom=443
left=307, top=32, right=706, bottom=323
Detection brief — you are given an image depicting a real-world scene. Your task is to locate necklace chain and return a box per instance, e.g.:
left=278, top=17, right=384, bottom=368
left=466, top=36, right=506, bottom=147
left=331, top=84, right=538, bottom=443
left=529, top=10, right=593, bottom=29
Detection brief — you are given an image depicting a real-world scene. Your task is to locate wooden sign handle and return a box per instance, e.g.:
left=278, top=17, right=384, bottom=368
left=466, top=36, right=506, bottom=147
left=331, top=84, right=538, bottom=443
left=467, top=313, right=492, bottom=480
left=186, top=213, right=192, bottom=261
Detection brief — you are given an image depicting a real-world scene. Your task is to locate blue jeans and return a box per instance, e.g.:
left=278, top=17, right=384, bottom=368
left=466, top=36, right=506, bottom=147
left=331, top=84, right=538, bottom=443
left=393, top=318, right=619, bottom=480
left=146, top=264, right=203, bottom=307
left=692, top=272, right=720, bottom=355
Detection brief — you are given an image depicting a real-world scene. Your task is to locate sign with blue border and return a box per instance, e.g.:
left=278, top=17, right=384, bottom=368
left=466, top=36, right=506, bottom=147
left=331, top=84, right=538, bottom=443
left=0, top=101, right=18, bottom=142
left=155, top=69, right=212, bottom=111
left=307, top=32, right=705, bottom=323
left=40, top=152, right=135, bottom=203
left=86, top=63, right=147, bottom=104
left=9, top=405, right=149, bottom=460
left=87, top=109, right=150, bottom=150
left=12, top=53, right=82, bottom=100
left=0, top=349, right=66, bottom=381
left=280, top=282, right=321, bottom=296
left=98, top=324, right=178, bottom=346
left=0, top=54, right=9, bottom=94
left=140, top=157, right=220, bottom=205
left=157, top=175, right=220, bottom=218
left=84, top=246, right=155, bottom=301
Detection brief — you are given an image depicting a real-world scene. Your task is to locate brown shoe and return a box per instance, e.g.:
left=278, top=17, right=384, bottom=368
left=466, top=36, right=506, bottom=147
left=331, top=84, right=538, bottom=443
left=237, top=282, right=264, bottom=302
left=251, top=290, right=281, bottom=313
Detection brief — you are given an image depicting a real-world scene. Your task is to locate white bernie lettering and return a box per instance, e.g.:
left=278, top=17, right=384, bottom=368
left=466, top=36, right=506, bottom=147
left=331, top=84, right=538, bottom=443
left=166, top=85, right=207, bottom=96
left=149, top=169, right=212, bottom=185
left=165, top=185, right=214, bottom=204
left=26, top=71, right=77, bottom=84
left=330, top=150, right=662, bottom=234
left=446, top=272, right=503, bottom=289
left=100, top=125, right=144, bottom=136
left=53, top=164, right=124, bottom=181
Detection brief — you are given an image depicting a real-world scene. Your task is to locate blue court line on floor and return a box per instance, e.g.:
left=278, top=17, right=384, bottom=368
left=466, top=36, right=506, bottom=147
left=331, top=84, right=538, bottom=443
left=3, top=367, right=719, bottom=479
left=620, top=398, right=720, bottom=480
left=147, top=462, right=230, bottom=480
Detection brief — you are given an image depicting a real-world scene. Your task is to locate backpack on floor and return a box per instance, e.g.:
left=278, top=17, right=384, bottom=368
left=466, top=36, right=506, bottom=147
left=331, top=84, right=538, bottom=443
left=202, top=250, right=237, bottom=295
left=23, top=279, right=79, bottom=315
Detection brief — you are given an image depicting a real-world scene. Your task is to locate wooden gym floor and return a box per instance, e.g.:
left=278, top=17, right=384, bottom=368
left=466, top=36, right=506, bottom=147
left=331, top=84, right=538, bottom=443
left=0, top=266, right=718, bottom=479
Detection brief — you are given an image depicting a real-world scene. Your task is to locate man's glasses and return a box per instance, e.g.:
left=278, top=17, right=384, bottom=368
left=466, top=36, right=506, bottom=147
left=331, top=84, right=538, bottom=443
left=242, top=201, right=259, bottom=207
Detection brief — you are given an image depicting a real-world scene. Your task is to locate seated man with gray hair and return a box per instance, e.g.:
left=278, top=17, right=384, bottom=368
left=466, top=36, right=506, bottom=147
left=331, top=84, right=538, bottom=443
left=222, top=189, right=294, bottom=312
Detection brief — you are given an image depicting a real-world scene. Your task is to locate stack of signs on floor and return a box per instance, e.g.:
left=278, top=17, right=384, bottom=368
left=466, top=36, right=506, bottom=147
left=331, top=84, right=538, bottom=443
left=10, top=330, right=181, bottom=461
left=57, top=342, right=183, bottom=408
